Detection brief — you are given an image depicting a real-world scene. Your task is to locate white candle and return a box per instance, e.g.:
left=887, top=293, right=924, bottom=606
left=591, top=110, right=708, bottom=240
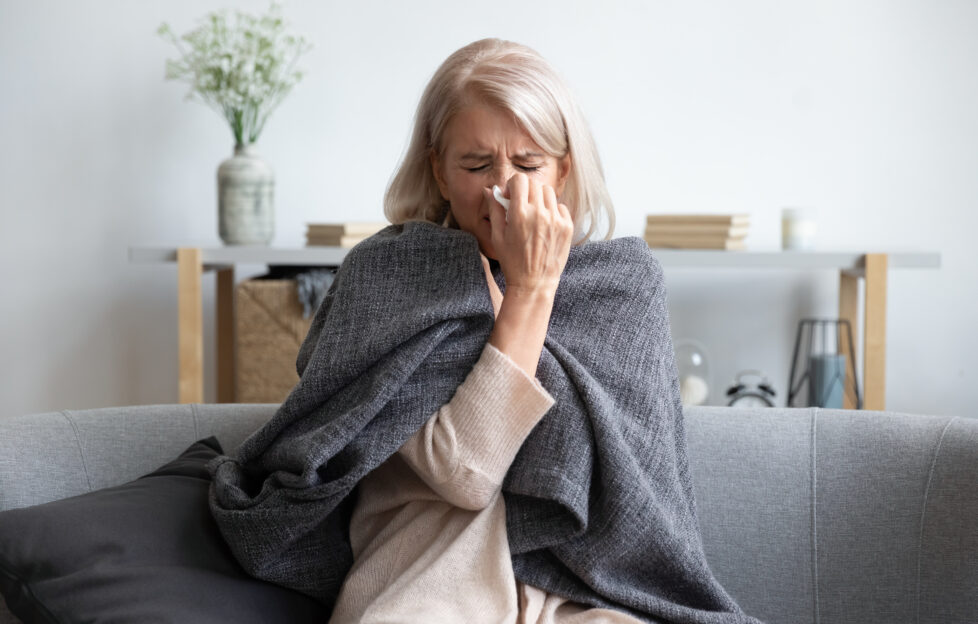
left=782, top=207, right=817, bottom=250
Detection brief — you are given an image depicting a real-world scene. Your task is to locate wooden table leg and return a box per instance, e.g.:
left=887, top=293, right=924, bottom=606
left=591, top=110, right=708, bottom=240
left=177, top=248, right=204, bottom=404
left=863, top=254, right=888, bottom=410
left=216, top=267, right=235, bottom=403
left=838, top=271, right=860, bottom=409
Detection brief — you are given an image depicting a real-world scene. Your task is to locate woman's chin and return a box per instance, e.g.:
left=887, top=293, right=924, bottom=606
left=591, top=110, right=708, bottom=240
left=456, top=220, right=497, bottom=259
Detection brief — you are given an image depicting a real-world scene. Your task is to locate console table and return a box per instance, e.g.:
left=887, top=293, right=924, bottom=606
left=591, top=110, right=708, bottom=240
left=129, top=246, right=941, bottom=410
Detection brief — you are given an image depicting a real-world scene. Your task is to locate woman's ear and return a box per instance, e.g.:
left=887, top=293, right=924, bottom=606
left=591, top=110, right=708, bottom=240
left=556, top=152, right=572, bottom=196
left=430, top=150, right=450, bottom=200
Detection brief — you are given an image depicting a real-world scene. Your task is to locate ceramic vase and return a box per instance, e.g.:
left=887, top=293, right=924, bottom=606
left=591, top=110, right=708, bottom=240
left=217, top=144, right=274, bottom=245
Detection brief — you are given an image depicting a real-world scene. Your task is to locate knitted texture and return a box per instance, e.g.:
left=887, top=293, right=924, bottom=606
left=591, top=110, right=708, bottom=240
left=209, top=221, right=760, bottom=623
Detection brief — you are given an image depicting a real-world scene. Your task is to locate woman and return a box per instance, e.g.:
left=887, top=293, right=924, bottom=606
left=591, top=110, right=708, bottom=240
left=327, top=38, right=638, bottom=622
left=211, top=38, right=758, bottom=624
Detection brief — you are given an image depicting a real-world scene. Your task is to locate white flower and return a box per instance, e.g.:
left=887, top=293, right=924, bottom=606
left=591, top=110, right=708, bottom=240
left=159, top=2, right=311, bottom=145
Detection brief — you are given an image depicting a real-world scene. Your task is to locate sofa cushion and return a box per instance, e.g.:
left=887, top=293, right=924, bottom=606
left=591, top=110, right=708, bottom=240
left=0, top=437, right=328, bottom=624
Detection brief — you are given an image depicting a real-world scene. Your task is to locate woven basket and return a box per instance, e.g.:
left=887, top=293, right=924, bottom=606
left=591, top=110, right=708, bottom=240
left=234, top=278, right=313, bottom=404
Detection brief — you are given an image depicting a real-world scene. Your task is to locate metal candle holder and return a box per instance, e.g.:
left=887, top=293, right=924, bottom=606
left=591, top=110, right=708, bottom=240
left=787, top=319, right=862, bottom=409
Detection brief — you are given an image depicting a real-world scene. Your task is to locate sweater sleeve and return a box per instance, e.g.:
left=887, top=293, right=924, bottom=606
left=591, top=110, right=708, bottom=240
left=396, top=342, right=555, bottom=510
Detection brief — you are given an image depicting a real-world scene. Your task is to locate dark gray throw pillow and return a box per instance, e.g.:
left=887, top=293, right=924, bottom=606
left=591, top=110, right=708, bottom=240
left=0, top=437, right=328, bottom=624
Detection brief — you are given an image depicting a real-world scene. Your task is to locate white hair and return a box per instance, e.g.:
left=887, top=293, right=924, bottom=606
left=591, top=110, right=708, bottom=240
left=384, top=38, right=615, bottom=243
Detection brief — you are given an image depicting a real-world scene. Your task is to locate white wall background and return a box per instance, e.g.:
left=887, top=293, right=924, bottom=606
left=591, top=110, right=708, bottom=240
left=1, top=0, right=975, bottom=418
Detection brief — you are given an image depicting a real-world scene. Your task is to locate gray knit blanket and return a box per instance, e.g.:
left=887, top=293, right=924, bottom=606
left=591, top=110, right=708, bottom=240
left=209, top=221, right=760, bottom=623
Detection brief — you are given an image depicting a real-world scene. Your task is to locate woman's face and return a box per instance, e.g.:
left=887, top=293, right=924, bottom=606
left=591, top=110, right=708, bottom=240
left=431, top=103, right=571, bottom=259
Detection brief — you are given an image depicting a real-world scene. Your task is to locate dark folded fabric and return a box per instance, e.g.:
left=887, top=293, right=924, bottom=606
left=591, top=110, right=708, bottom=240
left=0, top=438, right=328, bottom=624
left=259, top=265, right=338, bottom=319
left=209, top=221, right=760, bottom=623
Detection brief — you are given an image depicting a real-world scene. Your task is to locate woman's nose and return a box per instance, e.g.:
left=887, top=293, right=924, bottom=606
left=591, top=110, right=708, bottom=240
left=491, top=166, right=514, bottom=188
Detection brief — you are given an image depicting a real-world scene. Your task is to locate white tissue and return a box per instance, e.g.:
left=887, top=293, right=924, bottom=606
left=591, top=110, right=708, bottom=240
left=491, top=185, right=510, bottom=211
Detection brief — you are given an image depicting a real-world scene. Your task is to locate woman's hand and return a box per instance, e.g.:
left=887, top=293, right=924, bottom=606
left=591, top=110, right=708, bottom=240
left=481, top=172, right=574, bottom=378
left=482, top=173, right=574, bottom=296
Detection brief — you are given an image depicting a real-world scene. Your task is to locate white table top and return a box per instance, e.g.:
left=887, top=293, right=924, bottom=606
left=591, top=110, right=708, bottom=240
left=128, top=245, right=941, bottom=271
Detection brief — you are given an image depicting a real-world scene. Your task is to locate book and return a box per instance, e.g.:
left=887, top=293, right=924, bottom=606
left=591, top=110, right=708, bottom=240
left=645, top=224, right=750, bottom=238
left=644, top=236, right=747, bottom=251
left=305, top=222, right=387, bottom=237
left=646, top=214, right=750, bottom=226
left=305, top=234, right=371, bottom=248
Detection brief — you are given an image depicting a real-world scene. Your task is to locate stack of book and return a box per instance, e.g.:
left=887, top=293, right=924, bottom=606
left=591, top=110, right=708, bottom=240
left=644, top=214, right=750, bottom=250
left=305, top=222, right=387, bottom=247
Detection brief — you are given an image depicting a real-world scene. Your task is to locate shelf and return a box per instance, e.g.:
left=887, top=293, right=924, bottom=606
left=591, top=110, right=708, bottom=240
left=129, top=245, right=941, bottom=273
left=129, top=245, right=349, bottom=268
left=128, top=244, right=941, bottom=411
left=650, top=249, right=940, bottom=272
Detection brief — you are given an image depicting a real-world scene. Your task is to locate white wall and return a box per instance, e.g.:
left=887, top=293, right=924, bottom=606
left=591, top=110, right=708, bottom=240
left=1, top=0, right=975, bottom=417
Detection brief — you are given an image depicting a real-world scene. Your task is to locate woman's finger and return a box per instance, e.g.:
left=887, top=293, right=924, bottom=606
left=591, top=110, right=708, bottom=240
left=543, top=184, right=558, bottom=214
left=529, top=178, right=545, bottom=220
left=505, top=172, right=530, bottom=225
left=556, top=203, right=574, bottom=245
left=557, top=202, right=571, bottom=221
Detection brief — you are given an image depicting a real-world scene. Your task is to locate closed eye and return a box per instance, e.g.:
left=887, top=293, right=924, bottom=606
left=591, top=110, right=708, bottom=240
left=464, top=165, right=541, bottom=173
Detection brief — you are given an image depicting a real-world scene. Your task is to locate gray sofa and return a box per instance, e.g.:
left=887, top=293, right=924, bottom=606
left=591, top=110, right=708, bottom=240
left=0, top=403, right=975, bottom=623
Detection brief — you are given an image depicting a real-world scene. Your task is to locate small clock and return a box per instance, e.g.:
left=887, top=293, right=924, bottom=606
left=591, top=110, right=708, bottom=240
left=726, top=370, right=777, bottom=407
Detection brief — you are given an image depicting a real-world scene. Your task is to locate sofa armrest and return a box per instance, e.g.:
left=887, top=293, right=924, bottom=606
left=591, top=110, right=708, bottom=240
left=685, top=406, right=978, bottom=624
left=0, top=403, right=276, bottom=512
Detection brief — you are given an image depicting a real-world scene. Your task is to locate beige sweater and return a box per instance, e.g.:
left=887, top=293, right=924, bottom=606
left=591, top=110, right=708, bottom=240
left=328, top=343, right=643, bottom=624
